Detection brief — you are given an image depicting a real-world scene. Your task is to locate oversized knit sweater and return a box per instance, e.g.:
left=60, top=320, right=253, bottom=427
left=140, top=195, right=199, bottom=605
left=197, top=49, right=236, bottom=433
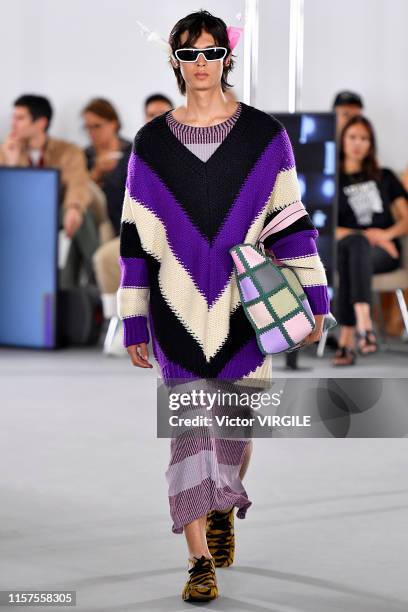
left=117, top=102, right=330, bottom=383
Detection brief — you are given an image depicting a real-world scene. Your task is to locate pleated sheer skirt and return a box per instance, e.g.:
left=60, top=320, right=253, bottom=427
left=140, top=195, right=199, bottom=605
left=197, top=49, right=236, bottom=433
left=164, top=354, right=272, bottom=534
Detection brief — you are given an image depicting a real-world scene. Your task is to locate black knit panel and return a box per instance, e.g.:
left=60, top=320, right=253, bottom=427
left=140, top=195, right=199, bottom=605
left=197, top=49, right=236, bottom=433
left=119, top=220, right=147, bottom=258
left=133, top=104, right=284, bottom=244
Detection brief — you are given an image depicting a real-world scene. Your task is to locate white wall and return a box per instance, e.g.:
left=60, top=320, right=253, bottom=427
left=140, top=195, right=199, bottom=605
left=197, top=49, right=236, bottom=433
left=0, top=0, right=407, bottom=171
left=0, top=0, right=245, bottom=146
left=301, top=0, right=408, bottom=172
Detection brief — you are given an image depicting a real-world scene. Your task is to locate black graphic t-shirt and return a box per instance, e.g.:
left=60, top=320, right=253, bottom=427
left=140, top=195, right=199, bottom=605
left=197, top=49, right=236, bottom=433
left=338, top=168, right=407, bottom=230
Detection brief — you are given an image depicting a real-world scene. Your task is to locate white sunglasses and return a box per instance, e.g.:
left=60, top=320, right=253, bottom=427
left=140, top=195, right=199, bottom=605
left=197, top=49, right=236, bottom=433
left=173, top=46, right=228, bottom=63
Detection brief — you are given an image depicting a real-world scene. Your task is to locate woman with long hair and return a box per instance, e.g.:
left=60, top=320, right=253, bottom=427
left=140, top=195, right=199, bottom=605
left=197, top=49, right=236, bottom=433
left=117, top=10, right=329, bottom=602
left=333, top=115, right=408, bottom=365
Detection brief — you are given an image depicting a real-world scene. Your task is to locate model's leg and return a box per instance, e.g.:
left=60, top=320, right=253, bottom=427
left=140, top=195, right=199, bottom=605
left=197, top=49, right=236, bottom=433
left=338, top=325, right=355, bottom=347
left=71, top=209, right=100, bottom=282
left=92, top=236, right=121, bottom=301
left=351, top=240, right=399, bottom=353
left=184, top=516, right=212, bottom=559
left=333, top=237, right=358, bottom=365
left=182, top=514, right=218, bottom=603
left=335, top=236, right=357, bottom=333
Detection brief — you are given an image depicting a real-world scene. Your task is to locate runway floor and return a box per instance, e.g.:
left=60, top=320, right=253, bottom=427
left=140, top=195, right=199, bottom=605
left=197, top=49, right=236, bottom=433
left=1, top=343, right=408, bottom=611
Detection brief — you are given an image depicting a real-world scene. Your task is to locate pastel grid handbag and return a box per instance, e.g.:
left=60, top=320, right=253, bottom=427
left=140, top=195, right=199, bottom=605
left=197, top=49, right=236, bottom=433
left=229, top=203, right=317, bottom=354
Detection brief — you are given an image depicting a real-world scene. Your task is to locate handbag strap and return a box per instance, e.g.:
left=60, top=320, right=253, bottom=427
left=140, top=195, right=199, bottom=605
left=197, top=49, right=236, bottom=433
left=257, top=200, right=308, bottom=245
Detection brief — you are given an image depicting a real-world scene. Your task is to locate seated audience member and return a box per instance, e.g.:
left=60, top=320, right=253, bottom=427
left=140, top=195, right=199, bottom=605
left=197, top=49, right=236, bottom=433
left=82, top=98, right=132, bottom=239
left=92, top=93, right=173, bottom=356
left=0, top=94, right=99, bottom=287
left=144, top=93, right=174, bottom=123
left=402, top=165, right=408, bottom=194
left=332, top=90, right=364, bottom=137
left=333, top=115, right=408, bottom=366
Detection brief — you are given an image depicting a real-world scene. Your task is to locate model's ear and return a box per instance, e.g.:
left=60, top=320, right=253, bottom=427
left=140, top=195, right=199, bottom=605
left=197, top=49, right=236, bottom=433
left=170, top=55, right=179, bottom=69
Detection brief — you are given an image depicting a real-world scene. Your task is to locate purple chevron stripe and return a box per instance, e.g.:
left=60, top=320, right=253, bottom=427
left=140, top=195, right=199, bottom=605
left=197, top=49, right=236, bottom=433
left=267, top=229, right=319, bottom=258
left=304, top=285, right=330, bottom=315
left=218, top=335, right=266, bottom=379
left=127, top=129, right=292, bottom=306
left=169, top=475, right=252, bottom=534
left=119, top=256, right=149, bottom=287
left=123, top=315, right=150, bottom=346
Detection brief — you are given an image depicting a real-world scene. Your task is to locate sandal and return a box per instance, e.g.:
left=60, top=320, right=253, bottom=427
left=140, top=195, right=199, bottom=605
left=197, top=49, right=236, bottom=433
left=331, top=346, right=357, bottom=366
left=355, top=329, right=378, bottom=355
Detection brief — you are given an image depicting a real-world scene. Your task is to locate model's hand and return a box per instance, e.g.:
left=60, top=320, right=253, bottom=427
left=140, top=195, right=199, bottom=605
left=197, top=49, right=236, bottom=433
left=127, top=343, right=154, bottom=368
left=63, top=208, right=83, bottom=238
left=1, top=134, right=22, bottom=165
left=302, top=314, right=325, bottom=346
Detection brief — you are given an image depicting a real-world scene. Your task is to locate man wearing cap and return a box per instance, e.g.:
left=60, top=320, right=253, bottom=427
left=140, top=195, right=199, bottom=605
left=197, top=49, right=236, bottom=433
left=332, top=90, right=364, bottom=136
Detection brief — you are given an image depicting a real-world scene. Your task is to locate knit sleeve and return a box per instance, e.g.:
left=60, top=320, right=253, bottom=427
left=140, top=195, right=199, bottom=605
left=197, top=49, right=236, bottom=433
left=116, top=152, right=150, bottom=346
left=259, top=128, right=330, bottom=315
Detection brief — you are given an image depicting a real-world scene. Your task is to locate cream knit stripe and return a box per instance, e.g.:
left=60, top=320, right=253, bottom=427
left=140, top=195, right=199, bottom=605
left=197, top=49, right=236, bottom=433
left=268, top=167, right=302, bottom=212
left=278, top=255, right=328, bottom=286
left=117, top=286, right=150, bottom=319
left=278, top=253, right=328, bottom=272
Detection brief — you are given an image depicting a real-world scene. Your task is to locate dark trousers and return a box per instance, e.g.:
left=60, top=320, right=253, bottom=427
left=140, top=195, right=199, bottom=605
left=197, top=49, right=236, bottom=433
left=336, top=233, right=401, bottom=326
left=58, top=208, right=100, bottom=289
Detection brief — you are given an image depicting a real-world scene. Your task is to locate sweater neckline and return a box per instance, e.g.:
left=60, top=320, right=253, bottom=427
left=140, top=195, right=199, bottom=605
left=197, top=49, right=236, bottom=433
left=154, top=101, right=253, bottom=177
left=166, top=102, right=242, bottom=134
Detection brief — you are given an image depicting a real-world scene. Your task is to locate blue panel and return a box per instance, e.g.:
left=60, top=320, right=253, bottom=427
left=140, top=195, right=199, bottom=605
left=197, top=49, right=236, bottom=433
left=0, top=167, right=59, bottom=348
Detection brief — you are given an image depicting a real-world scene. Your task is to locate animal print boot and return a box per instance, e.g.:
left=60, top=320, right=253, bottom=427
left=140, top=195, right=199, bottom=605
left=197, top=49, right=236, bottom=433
left=206, top=506, right=235, bottom=567
left=182, top=554, right=218, bottom=602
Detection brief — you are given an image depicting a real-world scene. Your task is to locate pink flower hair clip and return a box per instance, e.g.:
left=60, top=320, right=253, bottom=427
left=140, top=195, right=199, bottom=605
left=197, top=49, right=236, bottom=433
left=226, top=26, right=243, bottom=51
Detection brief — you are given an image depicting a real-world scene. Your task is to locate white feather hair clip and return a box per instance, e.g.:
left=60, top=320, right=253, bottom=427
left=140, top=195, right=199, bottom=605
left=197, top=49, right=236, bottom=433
left=136, top=20, right=173, bottom=56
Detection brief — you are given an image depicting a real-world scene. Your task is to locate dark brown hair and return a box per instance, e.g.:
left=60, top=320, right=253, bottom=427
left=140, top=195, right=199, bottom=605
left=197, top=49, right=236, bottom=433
left=339, top=115, right=381, bottom=181
left=82, top=98, right=121, bottom=132
left=168, top=10, right=235, bottom=96
left=14, top=94, right=53, bottom=131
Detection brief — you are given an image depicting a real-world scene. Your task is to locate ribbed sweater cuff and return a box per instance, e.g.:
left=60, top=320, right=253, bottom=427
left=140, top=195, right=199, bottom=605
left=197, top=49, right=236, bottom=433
left=123, top=316, right=150, bottom=346
left=304, top=285, right=330, bottom=315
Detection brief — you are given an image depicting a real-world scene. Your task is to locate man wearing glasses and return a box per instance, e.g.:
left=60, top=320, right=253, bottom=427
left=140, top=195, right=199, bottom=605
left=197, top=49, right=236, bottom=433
left=0, top=94, right=99, bottom=287
left=117, top=9, right=329, bottom=603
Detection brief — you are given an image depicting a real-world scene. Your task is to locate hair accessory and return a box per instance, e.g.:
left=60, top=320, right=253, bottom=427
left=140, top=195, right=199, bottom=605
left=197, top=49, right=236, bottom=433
left=136, top=19, right=243, bottom=59
left=136, top=20, right=172, bottom=56
left=226, top=26, right=243, bottom=50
